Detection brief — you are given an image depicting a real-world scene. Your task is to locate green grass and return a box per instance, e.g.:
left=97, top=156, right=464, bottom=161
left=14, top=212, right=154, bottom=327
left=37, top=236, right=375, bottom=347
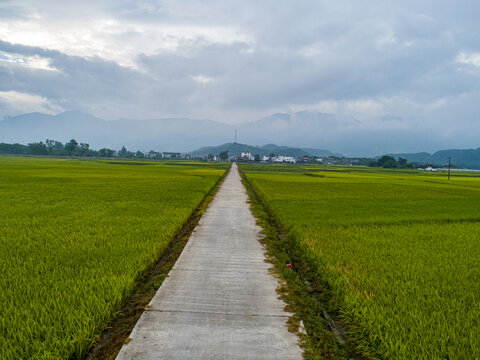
left=240, top=163, right=480, bottom=359
left=0, top=156, right=227, bottom=359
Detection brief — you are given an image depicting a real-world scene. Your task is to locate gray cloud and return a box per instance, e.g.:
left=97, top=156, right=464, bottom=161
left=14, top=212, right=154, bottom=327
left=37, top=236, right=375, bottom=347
left=1, top=0, right=480, bottom=154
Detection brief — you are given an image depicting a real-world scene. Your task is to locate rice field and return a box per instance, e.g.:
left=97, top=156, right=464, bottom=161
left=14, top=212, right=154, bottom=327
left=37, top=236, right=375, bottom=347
left=0, top=156, right=227, bottom=359
left=240, top=163, right=480, bottom=359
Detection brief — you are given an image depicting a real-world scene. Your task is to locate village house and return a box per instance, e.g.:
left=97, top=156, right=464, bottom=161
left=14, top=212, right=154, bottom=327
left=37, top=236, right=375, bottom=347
left=147, top=151, right=161, bottom=158
left=241, top=151, right=255, bottom=161
left=162, top=152, right=181, bottom=159
left=205, top=154, right=217, bottom=161
left=272, top=155, right=296, bottom=164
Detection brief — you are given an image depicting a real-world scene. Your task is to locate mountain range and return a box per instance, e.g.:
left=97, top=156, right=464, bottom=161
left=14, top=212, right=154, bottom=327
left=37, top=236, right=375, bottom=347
left=1, top=110, right=480, bottom=167
left=0, top=111, right=232, bottom=153
left=0, top=110, right=355, bottom=154
left=387, top=149, right=480, bottom=168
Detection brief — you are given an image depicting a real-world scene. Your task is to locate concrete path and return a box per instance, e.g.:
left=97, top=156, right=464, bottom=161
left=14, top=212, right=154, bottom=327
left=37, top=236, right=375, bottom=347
left=116, top=163, right=303, bottom=359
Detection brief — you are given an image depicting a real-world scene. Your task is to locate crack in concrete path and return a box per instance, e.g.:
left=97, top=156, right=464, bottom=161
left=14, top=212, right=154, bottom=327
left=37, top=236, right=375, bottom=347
left=115, top=163, right=303, bottom=359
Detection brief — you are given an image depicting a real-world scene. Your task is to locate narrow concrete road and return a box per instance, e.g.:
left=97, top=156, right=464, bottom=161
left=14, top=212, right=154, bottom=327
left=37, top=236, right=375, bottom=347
left=116, top=163, right=303, bottom=359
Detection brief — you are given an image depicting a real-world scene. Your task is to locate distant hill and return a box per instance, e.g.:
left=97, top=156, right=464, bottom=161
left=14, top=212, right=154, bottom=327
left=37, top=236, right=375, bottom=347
left=0, top=110, right=349, bottom=153
left=190, top=142, right=339, bottom=157
left=301, top=147, right=342, bottom=157
left=387, top=149, right=480, bottom=168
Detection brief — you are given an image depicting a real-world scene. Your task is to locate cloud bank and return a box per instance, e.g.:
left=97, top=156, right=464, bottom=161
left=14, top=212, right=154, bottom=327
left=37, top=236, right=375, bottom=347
left=1, top=0, right=480, bottom=154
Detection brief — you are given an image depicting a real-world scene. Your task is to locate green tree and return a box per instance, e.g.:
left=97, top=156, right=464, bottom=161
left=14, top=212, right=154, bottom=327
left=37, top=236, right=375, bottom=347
left=99, top=148, right=113, bottom=157
left=377, top=155, right=397, bottom=168
left=45, top=139, right=55, bottom=153
left=0, top=143, right=26, bottom=154
left=65, top=139, right=78, bottom=156
left=79, top=143, right=90, bottom=156
left=118, top=146, right=127, bottom=157
left=397, top=157, right=413, bottom=169
left=219, top=150, right=229, bottom=161
left=52, top=141, right=65, bottom=155
left=254, top=154, right=260, bottom=162
left=27, top=142, right=48, bottom=155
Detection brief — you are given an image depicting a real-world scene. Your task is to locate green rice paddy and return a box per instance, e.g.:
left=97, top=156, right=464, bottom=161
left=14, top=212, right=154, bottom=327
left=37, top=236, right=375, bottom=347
left=240, top=163, right=480, bottom=359
left=3, top=156, right=478, bottom=359
left=0, top=156, right=227, bottom=359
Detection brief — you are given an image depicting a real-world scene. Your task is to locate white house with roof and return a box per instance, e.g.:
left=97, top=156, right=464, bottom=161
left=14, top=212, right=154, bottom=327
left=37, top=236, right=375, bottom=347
left=163, top=152, right=181, bottom=159
left=272, top=155, right=296, bottom=163
left=147, top=151, right=161, bottom=158
left=241, top=151, right=255, bottom=161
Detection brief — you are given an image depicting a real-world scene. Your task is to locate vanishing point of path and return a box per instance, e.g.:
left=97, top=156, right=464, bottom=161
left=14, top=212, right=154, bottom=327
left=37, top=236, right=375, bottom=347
left=116, top=163, right=303, bottom=359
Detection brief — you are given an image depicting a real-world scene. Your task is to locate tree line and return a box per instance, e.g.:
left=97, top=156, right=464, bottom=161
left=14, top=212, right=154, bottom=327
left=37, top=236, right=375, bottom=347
left=369, top=155, right=414, bottom=169
left=0, top=139, right=116, bottom=157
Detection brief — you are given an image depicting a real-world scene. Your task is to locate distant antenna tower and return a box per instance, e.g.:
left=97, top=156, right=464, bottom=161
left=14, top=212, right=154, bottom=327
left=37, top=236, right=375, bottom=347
left=234, top=129, right=237, bottom=143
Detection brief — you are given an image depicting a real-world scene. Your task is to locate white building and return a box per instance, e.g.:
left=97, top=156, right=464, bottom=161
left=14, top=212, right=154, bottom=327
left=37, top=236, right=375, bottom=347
left=241, top=151, right=255, bottom=161
left=272, top=156, right=296, bottom=163
left=163, top=152, right=181, bottom=159
left=147, top=151, right=161, bottom=158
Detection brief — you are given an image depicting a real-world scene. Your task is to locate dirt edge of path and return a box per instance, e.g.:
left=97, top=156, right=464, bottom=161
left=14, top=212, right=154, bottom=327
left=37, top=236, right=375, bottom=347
left=84, top=165, right=230, bottom=360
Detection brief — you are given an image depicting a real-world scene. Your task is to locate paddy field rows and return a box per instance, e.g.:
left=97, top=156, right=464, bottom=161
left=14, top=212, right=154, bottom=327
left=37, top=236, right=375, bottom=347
left=0, top=156, right=227, bottom=359
left=240, top=164, right=480, bottom=359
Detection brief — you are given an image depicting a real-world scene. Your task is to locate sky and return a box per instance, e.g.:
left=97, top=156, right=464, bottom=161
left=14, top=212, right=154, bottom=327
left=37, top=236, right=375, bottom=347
left=0, top=0, right=480, bottom=154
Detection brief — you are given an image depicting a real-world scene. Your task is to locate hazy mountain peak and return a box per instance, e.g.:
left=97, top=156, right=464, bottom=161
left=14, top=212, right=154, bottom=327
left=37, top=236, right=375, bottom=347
left=55, top=110, right=100, bottom=119
left=4, top=109, right=472, bottom=158
left=3, top=112, right=53, bottom=123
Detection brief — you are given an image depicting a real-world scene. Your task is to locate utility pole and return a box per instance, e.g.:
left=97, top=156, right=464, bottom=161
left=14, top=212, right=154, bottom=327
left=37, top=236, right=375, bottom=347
left=448, top=156, right=451, bottom=180
left=234, top=129, right=237, bottom=144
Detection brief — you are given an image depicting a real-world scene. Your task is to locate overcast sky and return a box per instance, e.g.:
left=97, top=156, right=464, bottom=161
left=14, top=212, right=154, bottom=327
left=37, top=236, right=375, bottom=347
left=1, top=1, right=479, bottom=153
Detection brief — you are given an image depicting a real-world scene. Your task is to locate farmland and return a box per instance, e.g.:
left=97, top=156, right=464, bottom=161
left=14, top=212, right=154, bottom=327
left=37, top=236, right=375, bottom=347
left=240, top=164, right=480, bottom=359
left=0, top=156, right=227, bottom=360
